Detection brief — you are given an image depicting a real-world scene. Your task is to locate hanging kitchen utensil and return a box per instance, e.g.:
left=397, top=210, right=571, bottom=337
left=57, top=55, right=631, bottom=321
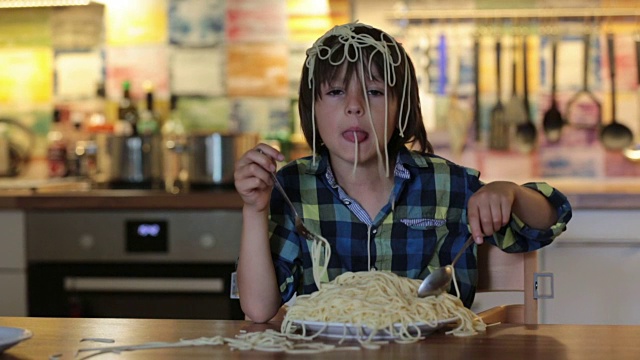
left=564, top=31, right=602, bottom=140
left=504, top=35, right=527, bottom=127
left=446, top=39, right=472, bottom=157
left=623, top=35, right=640, bottom=161
left=472, top=34, right=481, bottom=142
left=600, top=33, right=634, bottom=151
left=489, top=38, right=509, bottom=150
left=515, top=35, right=537, bottom=153
left=542, top=36, right=564, bottom=143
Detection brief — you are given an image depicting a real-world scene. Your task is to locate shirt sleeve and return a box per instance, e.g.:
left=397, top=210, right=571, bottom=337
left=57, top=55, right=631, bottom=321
left=267, top=176, right=303, bottom=305
left=491, top=181, right=573, bottom=253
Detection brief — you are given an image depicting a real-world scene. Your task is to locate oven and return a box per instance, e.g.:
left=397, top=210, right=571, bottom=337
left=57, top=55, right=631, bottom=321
left=26, top=210, right=244, bottom=320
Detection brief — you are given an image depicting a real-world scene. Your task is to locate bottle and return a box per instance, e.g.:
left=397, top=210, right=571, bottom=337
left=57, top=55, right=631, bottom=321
left=136, top=80, right=159, bottom=136
left=66, top=111, right=86, bottom=177
left=116, top=80, right=138, bottom=136
left=161, top=95, right=186, bottom=193
left=86, top=82, right=112, bottom=184
left=47, top=108, right=69, bottom=178
left=87, top=82, right=106, bottom=130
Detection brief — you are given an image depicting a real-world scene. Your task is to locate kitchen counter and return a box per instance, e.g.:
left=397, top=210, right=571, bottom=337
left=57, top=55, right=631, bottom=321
left=0, top=177, right=638, bottom=210
left=0, top=188, right=244, bottom=210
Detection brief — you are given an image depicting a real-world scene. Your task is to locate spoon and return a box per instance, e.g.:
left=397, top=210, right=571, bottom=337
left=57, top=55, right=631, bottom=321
left=600, top=33, right=634, bottom=151
left=542, top=36, right=564, bottom=143
left=418, top=235, right=475, bottom=298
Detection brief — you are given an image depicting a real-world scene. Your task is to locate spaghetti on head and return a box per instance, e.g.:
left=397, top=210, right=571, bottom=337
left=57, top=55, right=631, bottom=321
left=298, top=22, right=432, bottom=176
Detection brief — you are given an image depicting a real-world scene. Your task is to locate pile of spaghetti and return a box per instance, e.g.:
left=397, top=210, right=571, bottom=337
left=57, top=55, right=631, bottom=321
left=281, top=270, right=486, bottom=343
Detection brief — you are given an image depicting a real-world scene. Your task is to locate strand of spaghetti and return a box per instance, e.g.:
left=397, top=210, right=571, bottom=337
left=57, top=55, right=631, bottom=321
left=310, top=232, right=331, bottom=289
left=352, top=130, right=358, bottom=177
left=452, top=265, right=461, bottom=298
left=356, top=47, right=387, bottom=177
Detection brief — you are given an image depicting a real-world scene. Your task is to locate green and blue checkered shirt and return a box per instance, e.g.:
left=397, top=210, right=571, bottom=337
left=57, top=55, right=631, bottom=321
left=268, top=146, right=572, bottom=308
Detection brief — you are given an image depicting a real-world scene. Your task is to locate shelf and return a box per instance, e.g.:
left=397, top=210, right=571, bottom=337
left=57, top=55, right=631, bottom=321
left=388, top=7, right=640, bottom=21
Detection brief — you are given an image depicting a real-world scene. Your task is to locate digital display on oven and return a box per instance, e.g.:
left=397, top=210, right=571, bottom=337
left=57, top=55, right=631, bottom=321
left=126, top=220, right=168, bottom=253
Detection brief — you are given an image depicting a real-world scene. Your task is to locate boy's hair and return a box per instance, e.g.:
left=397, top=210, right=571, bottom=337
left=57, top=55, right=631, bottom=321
left=298, top=23, right=433, bottom=156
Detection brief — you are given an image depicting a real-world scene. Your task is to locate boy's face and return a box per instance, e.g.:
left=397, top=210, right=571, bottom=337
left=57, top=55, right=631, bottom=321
left=314, top=63, right=398, bottom=170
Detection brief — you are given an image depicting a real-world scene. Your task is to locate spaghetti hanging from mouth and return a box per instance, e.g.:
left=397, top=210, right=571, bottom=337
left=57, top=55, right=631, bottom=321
left=352, top=130, right=358, bottom=177
left=305, top=22, right=411, bottom=177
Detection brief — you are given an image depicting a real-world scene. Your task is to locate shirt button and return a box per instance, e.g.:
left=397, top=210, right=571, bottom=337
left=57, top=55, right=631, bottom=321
left=343, top=200, right=351, bottom=205
left=372, top=229, right=377, bottom=234
left=371, top=266, right=377, bottom=271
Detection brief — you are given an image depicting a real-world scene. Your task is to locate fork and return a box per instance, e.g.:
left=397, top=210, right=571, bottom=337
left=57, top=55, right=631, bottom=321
left=258, top=149, right=319, bottom=241
left=267, top=171, right=321, bottom=241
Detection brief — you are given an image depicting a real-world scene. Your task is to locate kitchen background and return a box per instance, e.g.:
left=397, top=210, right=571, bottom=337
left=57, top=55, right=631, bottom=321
left=0, top=0, right=639, bottom=184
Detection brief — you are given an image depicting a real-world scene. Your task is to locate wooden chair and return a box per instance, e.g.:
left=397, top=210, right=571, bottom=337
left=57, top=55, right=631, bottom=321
left=475, top=244, right=539, bottom=324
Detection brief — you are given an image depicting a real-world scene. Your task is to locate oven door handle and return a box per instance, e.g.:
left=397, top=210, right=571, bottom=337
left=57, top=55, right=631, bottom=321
left=64, top=277, right=225, bottom=293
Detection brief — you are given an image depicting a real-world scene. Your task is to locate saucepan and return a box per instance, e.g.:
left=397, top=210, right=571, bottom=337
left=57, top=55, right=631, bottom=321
left=106, top=134, right=163, bottom=185
left=186, top=132, right=259, bottom=186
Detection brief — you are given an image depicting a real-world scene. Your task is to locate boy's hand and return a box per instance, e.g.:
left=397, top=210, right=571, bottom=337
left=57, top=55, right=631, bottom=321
left=467, top=181, right=518, bottom=244
left=234, top=144, right=284, bottom=213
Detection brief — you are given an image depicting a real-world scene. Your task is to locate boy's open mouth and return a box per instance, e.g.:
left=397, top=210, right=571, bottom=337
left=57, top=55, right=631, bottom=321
left=342, top=130, right=368, bottom=143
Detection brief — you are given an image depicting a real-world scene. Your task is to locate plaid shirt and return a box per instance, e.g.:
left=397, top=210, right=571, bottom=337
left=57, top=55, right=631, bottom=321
left=268, top=147, right=572, bottom=308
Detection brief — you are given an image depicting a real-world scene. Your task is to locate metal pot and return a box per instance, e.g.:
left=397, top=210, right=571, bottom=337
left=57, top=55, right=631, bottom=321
left=187, top=133, right=258, bottom=186
left=106, top=135, right=163, bottom=186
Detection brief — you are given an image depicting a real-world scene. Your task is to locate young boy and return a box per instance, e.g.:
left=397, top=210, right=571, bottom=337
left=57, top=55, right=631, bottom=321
left=234, top=22, right=572, bottom=323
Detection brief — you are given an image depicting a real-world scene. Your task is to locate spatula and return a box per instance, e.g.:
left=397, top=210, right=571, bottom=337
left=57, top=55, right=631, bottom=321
left=489, top=38, right=509, bottom=150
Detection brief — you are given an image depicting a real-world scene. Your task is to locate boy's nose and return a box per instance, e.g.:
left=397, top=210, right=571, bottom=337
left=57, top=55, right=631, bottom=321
left=346, top=105, right=363, bottom=115
left=345, top=93, right=364, bottom=115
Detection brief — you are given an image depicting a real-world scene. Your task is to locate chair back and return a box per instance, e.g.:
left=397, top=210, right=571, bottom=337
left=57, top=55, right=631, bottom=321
left=476, top=244, right=538, bottom=324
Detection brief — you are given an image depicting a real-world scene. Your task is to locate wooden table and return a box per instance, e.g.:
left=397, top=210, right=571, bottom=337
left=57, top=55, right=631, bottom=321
left=1, top=317, right=639, bottom=359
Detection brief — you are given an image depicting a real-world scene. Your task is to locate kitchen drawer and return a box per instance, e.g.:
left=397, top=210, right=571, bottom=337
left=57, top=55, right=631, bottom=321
left=539, top=209, right=640, bottom=324
left=0, top=210, right=25, bottom=269
left=0, top=272, right=27, bottom=316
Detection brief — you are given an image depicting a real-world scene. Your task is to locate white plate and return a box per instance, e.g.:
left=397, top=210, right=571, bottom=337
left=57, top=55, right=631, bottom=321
left=292, top=318, right=457, bottom=340
left=0, top=326, right=33, bottom=353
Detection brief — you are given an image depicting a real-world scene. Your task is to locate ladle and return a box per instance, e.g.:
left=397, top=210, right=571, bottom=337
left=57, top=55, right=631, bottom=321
left=600, top=33, right=634, bottom=151
left=623, top=36, right=640, bottom=162
left=417, top=235, right=474, bottom=298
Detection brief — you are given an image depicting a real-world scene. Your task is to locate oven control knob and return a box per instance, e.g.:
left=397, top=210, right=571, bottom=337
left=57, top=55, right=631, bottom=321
left=79, top=234, right=94, bottom=249
left=199, top=233, right=216, bottom=248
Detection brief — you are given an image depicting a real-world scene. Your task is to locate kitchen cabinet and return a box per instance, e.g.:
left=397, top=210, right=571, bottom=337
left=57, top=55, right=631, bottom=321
left=0, top=210, right=27, bottom=316
left=538, top=209, right=640, bottom=325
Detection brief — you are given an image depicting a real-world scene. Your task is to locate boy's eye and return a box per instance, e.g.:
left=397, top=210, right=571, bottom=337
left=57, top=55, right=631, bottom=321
left=367, top=89, right=384, bottom=96
left=327, top=89, right=344, bottom=96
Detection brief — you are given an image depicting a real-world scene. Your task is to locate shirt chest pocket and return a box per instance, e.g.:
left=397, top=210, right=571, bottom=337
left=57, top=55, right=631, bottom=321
left=400, top=218, right=446, bottom=230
